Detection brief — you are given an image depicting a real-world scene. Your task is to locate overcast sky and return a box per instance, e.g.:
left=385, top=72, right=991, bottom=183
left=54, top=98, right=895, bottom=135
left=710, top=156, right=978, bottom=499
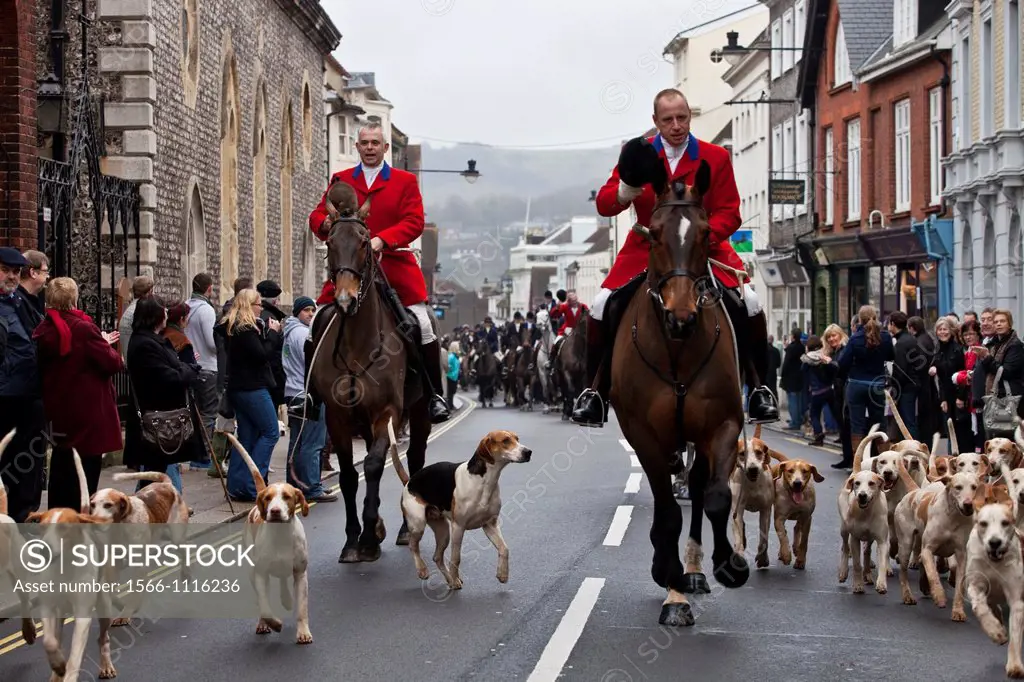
left=321, top=0, right=757, bottom=149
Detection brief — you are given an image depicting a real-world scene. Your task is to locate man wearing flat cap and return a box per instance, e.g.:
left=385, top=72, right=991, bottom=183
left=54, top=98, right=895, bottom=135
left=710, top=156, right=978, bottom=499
left=0, top=247, right=48, bottom=521
left=256, top=280, right=287, bottom=408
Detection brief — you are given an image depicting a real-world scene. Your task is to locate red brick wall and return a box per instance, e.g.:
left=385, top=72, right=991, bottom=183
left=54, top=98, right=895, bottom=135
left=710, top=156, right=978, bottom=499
left=815, top=1, right=951, bottom=235
left=0, top=0, right=38, bottom=249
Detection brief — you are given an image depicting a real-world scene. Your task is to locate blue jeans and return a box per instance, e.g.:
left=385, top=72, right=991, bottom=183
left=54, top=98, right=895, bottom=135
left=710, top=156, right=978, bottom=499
left=846, top=379, right=886, bottom=436
left=227, top=389, right=279, bottom=500
left=823, top=403, right=839, bottom=431
left=190, top=370, right=219, bottom=468
left=286, top=413, right=327, bottom=497
left=786, top=391, right=805, bottom=428
left=135, top=463, right=182, bottom=494
left=897, top=389, right=920, bottom=441
left=809, top=390, right=834, bottom=436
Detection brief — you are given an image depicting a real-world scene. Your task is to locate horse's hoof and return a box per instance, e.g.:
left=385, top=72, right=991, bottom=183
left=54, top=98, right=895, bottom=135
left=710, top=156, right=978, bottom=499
left=681, top=572, right=711, bottom=594
left=376, top=517, right=387, bottom=543
left=658, top=602, right=695, bottom=627
left=358, top=545, right=382, bottom=562
left=713, top=553, right=750, bottom=588
left=339, top=547, right=361, bottom=563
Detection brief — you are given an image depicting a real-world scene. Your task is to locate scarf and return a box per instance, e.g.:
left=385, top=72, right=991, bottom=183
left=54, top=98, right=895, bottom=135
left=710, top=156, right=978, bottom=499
left=163, top=325, right=192, bottom=354
left=986, top=329, right=1020, bottom=395
left=45, top=308, right=94, bottom=357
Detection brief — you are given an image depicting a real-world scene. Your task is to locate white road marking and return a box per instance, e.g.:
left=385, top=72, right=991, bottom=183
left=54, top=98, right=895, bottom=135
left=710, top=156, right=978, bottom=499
left=629, top=454, right=641, bottom=468
left=527, top=577, right=606, bottom=682
left=618, top=438, right=634, bottom=452
left=602, top=505, right=633, bottom=546
left=624, top=472, right=642, bottom=494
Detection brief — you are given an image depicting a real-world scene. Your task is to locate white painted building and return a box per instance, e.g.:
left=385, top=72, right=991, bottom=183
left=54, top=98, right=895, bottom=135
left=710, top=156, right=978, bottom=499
left=663, top=2, right=769, bottom=145
left=943, top=0, right=1024, bottom=321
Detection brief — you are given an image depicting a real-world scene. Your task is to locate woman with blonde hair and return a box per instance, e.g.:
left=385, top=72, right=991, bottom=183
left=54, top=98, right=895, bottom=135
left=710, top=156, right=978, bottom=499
left=930, top=315, right=971, bottom=452
left=223, top=288, right=281, bottom=501
left=32, top=277, right=124, bottom=508
left=837, top=305, right=894, bottom=468
left=819, top=323, right=852, bottom=464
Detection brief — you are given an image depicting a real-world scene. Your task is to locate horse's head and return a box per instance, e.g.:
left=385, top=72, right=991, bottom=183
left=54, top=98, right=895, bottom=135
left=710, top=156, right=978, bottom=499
left=637, top=158, right=714, bottom=338
left=535, top=309, right=550, bottom=331
left=325, top=210, right=374, bottom=315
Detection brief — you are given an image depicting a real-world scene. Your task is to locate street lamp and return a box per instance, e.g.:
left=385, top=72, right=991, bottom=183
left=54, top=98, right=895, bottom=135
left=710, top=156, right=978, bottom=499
left=588, top=190, right=597, bottom=202
left=715, top=30, right=820, bottom=68
left=37, top=72, right=65, bottom=134
left=415, top=159, right=482, bottom=184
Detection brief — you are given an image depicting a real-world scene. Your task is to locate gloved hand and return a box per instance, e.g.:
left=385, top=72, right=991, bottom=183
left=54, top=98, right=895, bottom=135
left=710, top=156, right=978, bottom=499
left=617, top=136, right=667, bottom=197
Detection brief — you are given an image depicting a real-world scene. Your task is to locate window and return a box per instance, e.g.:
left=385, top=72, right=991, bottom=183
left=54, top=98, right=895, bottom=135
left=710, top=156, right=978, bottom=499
left=783, top=9, right=795, bottom=73
left=893, top=0, right=917, bottom=49
left=771, top=19, right=783, bottom=79
left=796, top=110, right=808, bottom=215
left=337, top=115, right=348, bottom=157
left=783, top=118, right=794, bottom=219
left=929, top=88, right=943, bottom=205
left=795, top=0, right=806, bottom=64
left=1006, top=0, right=1021, bottom=128
left=847, top=118, right=861, bottom=221
left=824, top=127, right=835, bottom=225
left=952, top=40, right=961, bottom=152
left=982, top=17, right=994, bottom=137
left=894, top=99, right=911, bottom=213
left=772, top=124, right=783, bottom=221
left=834, top=20, right=852, bottom=86
left=960, top=34, right=972, bottom=147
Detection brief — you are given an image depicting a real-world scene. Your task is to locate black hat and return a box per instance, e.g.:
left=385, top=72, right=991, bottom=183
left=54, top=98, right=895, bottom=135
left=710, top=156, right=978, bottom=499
left=292, top=296, right=316, bottom=316
left=544, top=290, right=553, bottom=298
left=513, top=311, right=523, bottom=319
left=0, top=248, right=28, bottom=268
left=256, top=280, right=281, bottom=299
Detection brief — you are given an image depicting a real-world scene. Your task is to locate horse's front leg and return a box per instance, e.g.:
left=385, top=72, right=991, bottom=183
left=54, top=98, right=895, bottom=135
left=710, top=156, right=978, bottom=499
left=356, top=428, right=390, bottom=562
left=682, top=452, right=711, bottom=594
left=642, top=452, right=692, bottom=627
left=328, top=417, right=362, bottom=563
left=703, top=425, right=750, bottom=589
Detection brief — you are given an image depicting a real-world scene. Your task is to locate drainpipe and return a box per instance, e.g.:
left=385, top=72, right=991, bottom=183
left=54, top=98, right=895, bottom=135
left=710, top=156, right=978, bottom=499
left=930, top=44, right=951, bottom=216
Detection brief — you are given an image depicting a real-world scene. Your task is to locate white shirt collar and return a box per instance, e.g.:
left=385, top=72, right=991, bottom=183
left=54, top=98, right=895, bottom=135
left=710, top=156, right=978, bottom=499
left=362, top=162, right=384, bottom=188
left=663, top=135, right=687, bottom=173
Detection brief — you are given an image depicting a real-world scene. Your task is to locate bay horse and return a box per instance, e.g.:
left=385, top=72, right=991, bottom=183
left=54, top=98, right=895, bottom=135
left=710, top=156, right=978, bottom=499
left=554, top=312, right=588, bottom=421
left=532, top=309, right=556, bottom=413
left=309, top=212, right=436, bottom=563
left=609, top=159, right=748, bottom=627
left=473, top=338, right=498, bottom=408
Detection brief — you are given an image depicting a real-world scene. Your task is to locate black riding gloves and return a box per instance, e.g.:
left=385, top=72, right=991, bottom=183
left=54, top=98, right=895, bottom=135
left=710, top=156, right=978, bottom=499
left=617, top=136, right=667, bottom=197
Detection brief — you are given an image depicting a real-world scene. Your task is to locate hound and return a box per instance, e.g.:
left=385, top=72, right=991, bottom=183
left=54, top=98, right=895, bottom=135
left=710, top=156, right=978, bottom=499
left=392, top=421, right=532, bottom=589
left=772, top=458, right=825, bottom=570
left=25, top=449, right=116, bottom=682
left=225, top=432, right=313, bottom=644
left=838, top=470, right=889, bottom=595
left=985, top=435, right=1024, bottom=480
left=0, top=429, right=36, bottom=646
left=893, top=471, right=982, bottom=621
left=965, top=501, right=1024, bottom=679
left=729, top=424, right=787, bottom=569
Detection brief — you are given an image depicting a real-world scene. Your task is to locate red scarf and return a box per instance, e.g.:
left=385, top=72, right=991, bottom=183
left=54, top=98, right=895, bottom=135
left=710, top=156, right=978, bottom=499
left=46, top=308, right=94, bottom=357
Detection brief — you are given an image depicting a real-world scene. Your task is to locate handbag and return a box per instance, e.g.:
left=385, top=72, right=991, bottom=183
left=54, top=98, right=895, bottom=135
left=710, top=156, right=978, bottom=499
left=129, top=375, right=195, bottom=457
left=982, top=366, right=1021, bottom=435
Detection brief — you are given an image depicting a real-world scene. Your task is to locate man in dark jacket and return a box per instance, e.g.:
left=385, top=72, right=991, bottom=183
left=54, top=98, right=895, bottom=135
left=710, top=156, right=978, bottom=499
left=780, top=329, right=806, bottom=430
left=0, top=247, right=48, bottom=521
left=889, top=311, right=923, bottom=440
left=476, top=317, right=500, bottom=353
left=766, top=335, right=782, bottom=402
left=256, top=280, right=287, bottom=407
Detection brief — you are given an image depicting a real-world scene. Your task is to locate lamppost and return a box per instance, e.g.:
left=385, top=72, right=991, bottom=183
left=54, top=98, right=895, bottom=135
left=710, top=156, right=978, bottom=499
left=406, top=158, right=481, bottom=183
left=712, top=30, right=821, bottom=68
left=501, top=275, right=513, bottom=321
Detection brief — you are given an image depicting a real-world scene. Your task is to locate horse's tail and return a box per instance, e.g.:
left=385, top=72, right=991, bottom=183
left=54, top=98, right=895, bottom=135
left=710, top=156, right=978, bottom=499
left=387, top=417, right=409, bottom=485
left=224, top=432, right=267, bottom=494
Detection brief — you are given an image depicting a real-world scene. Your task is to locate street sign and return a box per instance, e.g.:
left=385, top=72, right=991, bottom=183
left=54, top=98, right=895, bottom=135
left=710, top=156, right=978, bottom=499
left=769, top=179, right=806, bottom=205
left=731, top=229, right=753, bottom=253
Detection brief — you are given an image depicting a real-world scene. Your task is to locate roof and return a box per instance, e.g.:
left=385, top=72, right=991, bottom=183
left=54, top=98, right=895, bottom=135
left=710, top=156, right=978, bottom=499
left=584, top=227, right=610, bottom=255
left=858, top=14, right=951, bottom=73
left=543, top=224, right=574, bottom=246
left=835, top=0, right=892, bottom=72
left=721, top=26, right=770, bottom=84
left=272, top=0, right=341, bottom=54
left=663, top=1, right=765, bottom=55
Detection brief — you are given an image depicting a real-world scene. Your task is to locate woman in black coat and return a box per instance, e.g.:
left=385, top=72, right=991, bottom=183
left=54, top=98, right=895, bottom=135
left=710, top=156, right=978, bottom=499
left=930, top=316, right=971, bottom=453
left=976, top=309, right=1024, bottom=427
left=125, top=297, right=204, bottom=491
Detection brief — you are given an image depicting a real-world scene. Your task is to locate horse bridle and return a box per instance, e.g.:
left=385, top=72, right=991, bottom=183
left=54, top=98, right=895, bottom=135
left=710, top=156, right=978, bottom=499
left=327, top=215, right=377, bottom=309
left=638, top=198, right=718, bottom=308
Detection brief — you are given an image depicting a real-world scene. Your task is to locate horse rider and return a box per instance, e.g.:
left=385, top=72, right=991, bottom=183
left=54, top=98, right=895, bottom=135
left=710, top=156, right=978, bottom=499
left=571, top=87, right=780, bottom=428
left=503, top=312, right=530, bottom=353
left=554, top=290, right=588, bottom=337
left=549, top=289, right=567, bottom=330
left=476, top=316, right=500, bottom=353
left=306, top=121, right=450, bottom=424
left=525, top=311, right=542, bottom=345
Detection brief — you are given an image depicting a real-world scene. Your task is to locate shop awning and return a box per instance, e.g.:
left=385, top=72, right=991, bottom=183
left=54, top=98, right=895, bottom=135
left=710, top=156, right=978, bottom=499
left=798, top=224, right=945, bottom=268
left=757, top=253, right=809, bottom=286
left=912, top=220, right=951, bottom=258
left=807, top=234, right=872, bottom=267
left=860, top=227, right=929, bottom=264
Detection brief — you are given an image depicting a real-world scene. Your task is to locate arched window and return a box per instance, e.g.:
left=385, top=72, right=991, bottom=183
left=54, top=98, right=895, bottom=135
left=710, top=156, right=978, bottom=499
left=302, top=229, right=320, bottom=298
left=180, top=0, right=200, bottom=109
left=219, top=33, right=240, bottom=301
left=252, top=77, right=268, bottom=281
left=183, top=180, right=206, bottom=293
left=960, top=215, right=974, bottom=310
left=984, top=211, right=996, bottom=300
left=301, top=72, right=313, bottom=171
left=281, top=101, right=294, bottom=300
left=1009, top=211, right=1022, bottom=321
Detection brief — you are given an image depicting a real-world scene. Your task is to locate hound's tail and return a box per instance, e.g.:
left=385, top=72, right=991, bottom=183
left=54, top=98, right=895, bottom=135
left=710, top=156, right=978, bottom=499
left=72, top=448, right=89, bottom=515
left=884, top=390, right=913, bottom=441
left=852, top=429, right=889, bottom=473
left=0, top=428, right=14, bottom=516
left=223, top=432, right=266, bottom=494
left=1014, top=420, right=1024, bottom=455
left=945, top=419, right=959, bottom=457
left=387, top=417, right=408, bottom=486
left=113, top=472, right=172, bottom=484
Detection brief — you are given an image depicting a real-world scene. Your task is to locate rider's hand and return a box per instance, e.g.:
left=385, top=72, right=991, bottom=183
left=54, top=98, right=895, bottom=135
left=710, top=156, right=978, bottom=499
left=370, top=236, right=385, bottom=253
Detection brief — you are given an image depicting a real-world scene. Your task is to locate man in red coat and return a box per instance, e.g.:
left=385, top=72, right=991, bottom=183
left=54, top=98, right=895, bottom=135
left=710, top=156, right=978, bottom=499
left=307, top=122, right=449, bottom=423
left=554, top=290, right=588, bottom=337
left=571, top=88, right=779, bottom=427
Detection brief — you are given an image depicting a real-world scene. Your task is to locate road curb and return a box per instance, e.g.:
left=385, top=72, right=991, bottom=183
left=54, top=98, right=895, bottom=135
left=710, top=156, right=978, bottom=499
left=0, top=396, right=476, bottom=624
left=760, top=422, right=843, bottom=452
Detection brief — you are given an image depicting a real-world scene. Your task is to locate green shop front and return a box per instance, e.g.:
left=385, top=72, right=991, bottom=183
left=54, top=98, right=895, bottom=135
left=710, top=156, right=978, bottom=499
left=796, top=219, right=954, bottom=334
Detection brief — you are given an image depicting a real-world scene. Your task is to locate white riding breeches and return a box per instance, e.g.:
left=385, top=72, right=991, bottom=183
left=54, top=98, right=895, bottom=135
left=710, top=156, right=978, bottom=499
left=591, top=283, right=761, bottom=321
left=407, top=303, right=437, bottom=344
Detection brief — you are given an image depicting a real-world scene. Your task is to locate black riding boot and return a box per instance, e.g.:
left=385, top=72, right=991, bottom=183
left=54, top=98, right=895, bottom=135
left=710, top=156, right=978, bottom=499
left=420, top=339, right=451, bottom=424
left=724, top=290, right=779, bottom=424
left=571, top=316, right=609, bottom=427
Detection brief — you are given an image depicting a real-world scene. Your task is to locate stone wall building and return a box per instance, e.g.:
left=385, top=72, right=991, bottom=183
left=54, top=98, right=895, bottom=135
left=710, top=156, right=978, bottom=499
left=39, top=0, right=340, bottom=303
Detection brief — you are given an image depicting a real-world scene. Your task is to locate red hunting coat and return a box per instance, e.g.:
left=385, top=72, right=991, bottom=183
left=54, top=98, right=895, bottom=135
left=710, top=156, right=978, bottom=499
left=596, top=134, right=745, bottom=290
left=554, top=302, right=589, bottom=335
left=308, top=163, right=428, bottom=306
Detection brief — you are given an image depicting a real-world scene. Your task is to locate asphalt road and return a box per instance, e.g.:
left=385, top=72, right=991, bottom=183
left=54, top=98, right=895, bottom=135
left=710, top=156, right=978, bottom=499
left=0, top=404, right=1011, bottom=681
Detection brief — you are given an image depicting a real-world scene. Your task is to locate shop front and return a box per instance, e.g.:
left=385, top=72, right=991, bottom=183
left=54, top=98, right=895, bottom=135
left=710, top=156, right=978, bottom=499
left=797, top=218, right=953, bottom=333
left=757, top=251, right=812, bottom=340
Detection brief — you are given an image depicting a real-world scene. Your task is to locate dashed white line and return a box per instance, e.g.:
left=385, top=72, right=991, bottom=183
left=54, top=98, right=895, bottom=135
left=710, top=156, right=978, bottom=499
left=527, top=577, right=606, bottom=682
left=629, top=454, right=641, bottom=468
left=624, top=472, right=642, bottom=494
left=618, top=438, right=634, bottom=452
left=602, top=505, right=633, bottom=546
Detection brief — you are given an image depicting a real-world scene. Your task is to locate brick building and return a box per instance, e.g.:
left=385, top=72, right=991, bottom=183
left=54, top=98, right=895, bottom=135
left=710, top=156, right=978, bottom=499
left=795, top=0, right=954, bottom=331
left=0, top=0, right=38, bottom=250
left=30, top=0, right=339, bottom=303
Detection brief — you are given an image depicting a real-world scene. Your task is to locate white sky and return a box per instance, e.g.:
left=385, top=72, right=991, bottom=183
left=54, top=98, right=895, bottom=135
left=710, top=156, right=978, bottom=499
left=321, top=0, right=758, bottom=149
